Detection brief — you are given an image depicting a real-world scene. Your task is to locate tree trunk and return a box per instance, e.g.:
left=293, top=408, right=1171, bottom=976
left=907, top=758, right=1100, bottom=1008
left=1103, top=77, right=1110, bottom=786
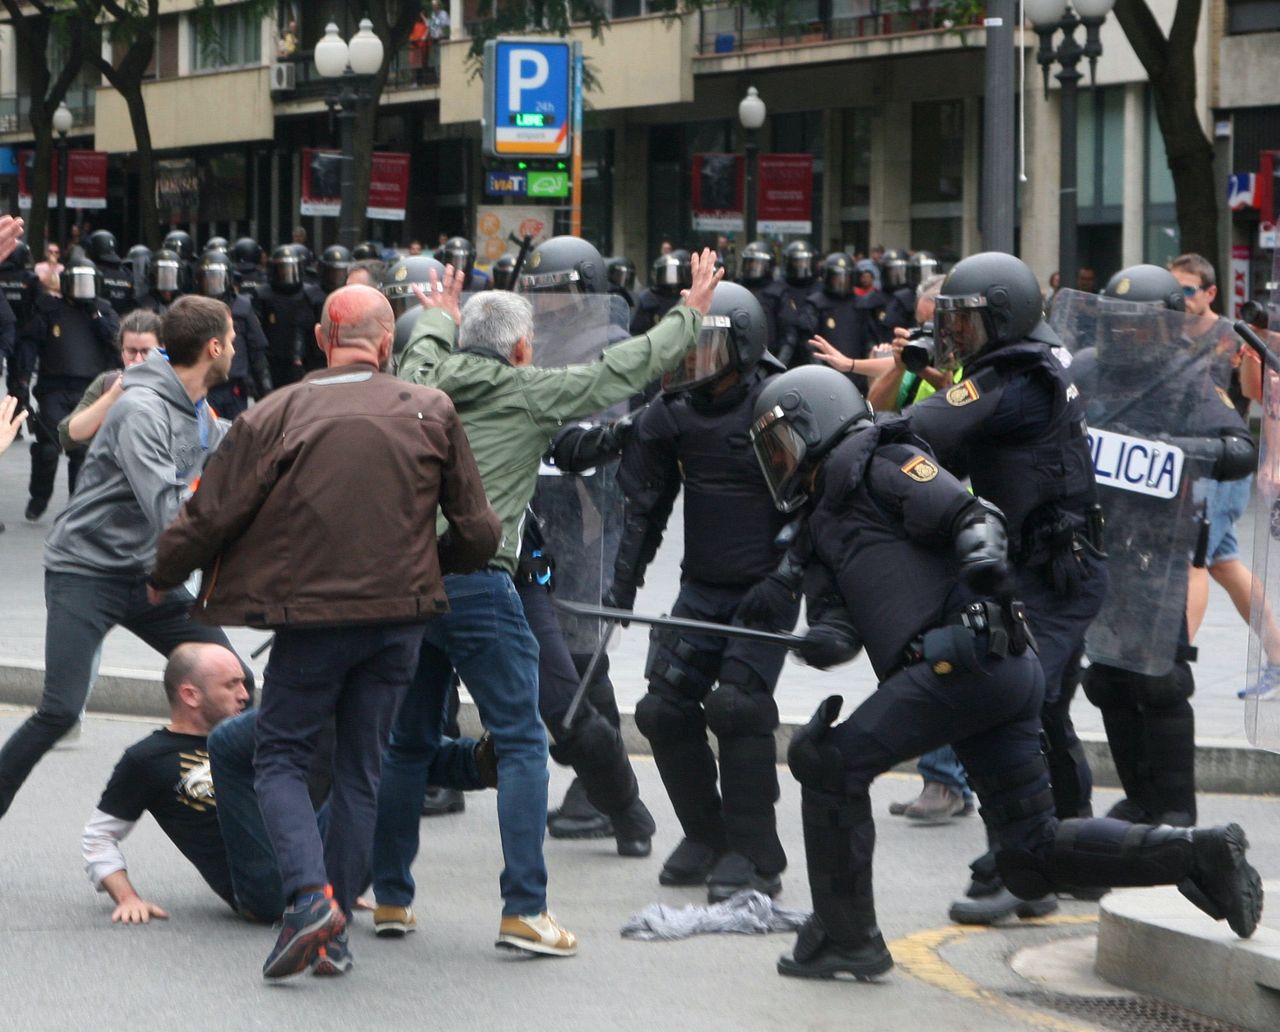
left=120, top=85, right=160, bottom=247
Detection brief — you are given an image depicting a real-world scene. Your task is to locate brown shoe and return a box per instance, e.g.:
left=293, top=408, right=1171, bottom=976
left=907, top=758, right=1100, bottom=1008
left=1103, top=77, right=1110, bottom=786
left=904, top=781, right=966, bottom=824
left=889, top=786, right=926, bottom=816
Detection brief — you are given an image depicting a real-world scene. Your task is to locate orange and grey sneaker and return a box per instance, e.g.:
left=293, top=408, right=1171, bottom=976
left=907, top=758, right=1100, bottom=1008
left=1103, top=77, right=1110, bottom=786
left=373, top=905, right=417, bottom=938
left=262, top=885, right=346, bottom=980
left=311, top=929, right=353, bottom=977
left=495, top=911, right=578, bottom=957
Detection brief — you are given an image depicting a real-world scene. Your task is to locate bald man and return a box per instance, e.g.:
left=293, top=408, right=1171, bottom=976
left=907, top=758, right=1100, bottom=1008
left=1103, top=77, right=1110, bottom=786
left=150, top=284, right=500, bottom=980
left=82, top=643, right=251, bottom=924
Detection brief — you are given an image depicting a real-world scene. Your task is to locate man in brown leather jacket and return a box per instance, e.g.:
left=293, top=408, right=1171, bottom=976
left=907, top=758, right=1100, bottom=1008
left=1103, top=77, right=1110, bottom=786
left=150, top=283, right=500, bottom=981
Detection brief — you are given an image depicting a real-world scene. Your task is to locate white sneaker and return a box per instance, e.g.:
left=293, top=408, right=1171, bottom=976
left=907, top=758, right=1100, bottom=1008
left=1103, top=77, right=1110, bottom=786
left=495, top=911, right=578, bottom=957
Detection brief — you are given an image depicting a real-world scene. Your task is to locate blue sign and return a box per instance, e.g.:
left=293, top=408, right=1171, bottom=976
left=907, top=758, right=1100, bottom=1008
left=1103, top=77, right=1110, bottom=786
left=486, top=171, right=527, bottom=198
left=0, top=147, right=16, bottom=177
left=483, top=39, right=576, bottom=159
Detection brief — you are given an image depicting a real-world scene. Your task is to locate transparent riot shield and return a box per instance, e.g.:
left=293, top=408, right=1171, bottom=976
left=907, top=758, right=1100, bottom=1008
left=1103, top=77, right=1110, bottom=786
left=1245, top=259, right=1280, bottom=750
left=1050, top=288, right=1238, bottom=676
left=525, top=293, right=631, bottom=652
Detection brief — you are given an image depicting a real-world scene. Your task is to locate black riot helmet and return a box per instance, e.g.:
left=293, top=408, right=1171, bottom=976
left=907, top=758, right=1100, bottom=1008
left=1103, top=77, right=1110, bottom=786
left=1102, top=264, right=1186, bottom=312
left=606, top=255, right=636, bottom=293
left=231, top=237, right=261, bottom=270
left=738, top=241, right=774, bottom=288
left=195, top=252, right=233, bottom=298
left=651, top=253, right=683, bottom=292
left=750, top=365, right=874, bottom=513
left=490, top=254, right=517, bottom=292
left=821, top=252, right=855, bottom=298
left=908, top=251, right=940, bottom=289
left=60, top=256, right=101, bottom=302
left=664, top=281, right=771, bottom=395
left=933, top=252, right=1046, bottom=367
left=4, top=241, right=31, bottom=268
left=352, top=241, right=380, bottom=261
left=163, top=230, right=195, bottom=262
left=270, top=244, right=304, bottom=292
left=672, top=249, right=693, bottom=288
left=782, top=241, right=817, bottom=287
left=880, top=248, right=910, bottom=290
left=441, top=236, right=476, bottom=277
left=85, top=229, right=120, bottom=265
left=202, top=236, right=229, bottom=256
left=393, top=307, right=422, bottom=369
left=519, top=235, right=607, bottom=295
left=126, top=244, right=151, bottom=281
left=319, top=244, right=353, bottom=294
left=381, top=254, right=446, bottom=317
left=150, top=248, right=186, bottom=296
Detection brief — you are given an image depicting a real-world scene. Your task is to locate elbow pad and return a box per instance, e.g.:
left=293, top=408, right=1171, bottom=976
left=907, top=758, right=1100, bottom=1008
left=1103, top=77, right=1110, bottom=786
left=952, top=498, right=1009, bottom=567
left=1213, top=433, right=1258, bottom=482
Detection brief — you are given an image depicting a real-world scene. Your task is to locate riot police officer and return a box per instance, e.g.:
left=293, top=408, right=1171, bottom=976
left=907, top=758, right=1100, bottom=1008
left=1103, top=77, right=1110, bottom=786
left=738, top=365, right=1263, bottom=981
left=608, top=281, right=796, bottom=902
left=490, top=254, right=517, bottom=292
left=606, top=255, right=636, bottom=309
left=196, top=251, right=272, bottom=418
left=19, top=257, right=120, bottom=520
left=760, top=241, right=819, bottom=369
left=630, top=251, right=688, bottom=335
left=162, top=229, right=197, bottom=284
left=804, top=253, right=890, bottom=393
left=440, top=236, right=489, bottom=291
left=380, top=254, right=447, bottom=320
left=84, top=230, right=136, bottom=317
left=202, top=236, right=229, bottom=256
left=255, top=244, right=325, bottom=386
left=318, top=244, right=353, bottom=295
left=136, top=247, right=187, bottom=315
left=230, top=237, right=266, bottom=290
left=905, top=252, right=1107, bottom=924
left=881, top=248, right=916, bottom=332
left=0, top=241, right=38, bottom=425
left=352, top=241, right=380, bottom=261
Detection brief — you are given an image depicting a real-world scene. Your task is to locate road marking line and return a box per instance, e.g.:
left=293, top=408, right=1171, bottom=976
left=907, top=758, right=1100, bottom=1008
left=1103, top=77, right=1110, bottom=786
left=890, top=914, right=1100, bottom=1032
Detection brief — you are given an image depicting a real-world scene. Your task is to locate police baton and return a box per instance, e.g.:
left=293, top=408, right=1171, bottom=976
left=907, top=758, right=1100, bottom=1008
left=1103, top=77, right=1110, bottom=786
left=560, top=618, right=617, bottom=736
left=508, top=233, right=535, bottom=286
left=251, top=634, right=274, bottom=660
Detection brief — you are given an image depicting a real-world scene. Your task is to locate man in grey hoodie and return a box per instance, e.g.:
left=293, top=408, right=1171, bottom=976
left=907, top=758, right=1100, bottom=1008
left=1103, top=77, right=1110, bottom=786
left=0, top=294, right=252, bottom=820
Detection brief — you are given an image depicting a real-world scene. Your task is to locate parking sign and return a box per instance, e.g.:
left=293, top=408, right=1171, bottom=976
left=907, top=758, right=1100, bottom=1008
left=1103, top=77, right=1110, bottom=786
left=483, top=39, right=578, bottom=158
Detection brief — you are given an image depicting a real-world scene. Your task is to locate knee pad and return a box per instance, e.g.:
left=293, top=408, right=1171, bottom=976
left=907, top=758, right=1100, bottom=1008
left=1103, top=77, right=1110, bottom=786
left=786, top=695, right=845, bottom=792
left=550, top=707, right=621, bottom=767
left=634, top=690, right=700, bottom=744
left=966, top=755, right=1055, bottom=829
left=1082, top=663, right=1130, bottom=710
left=645, top=631, right=718, bottom=701
left=705, top=681, right=779, bottom=740
left=1132, top=663, right=1194, bottom=710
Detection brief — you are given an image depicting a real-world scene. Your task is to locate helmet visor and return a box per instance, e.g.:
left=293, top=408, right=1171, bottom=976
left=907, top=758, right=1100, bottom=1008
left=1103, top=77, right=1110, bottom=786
left=67, top=267, right=97, bottom=301
left=934, top=294, right=994, bottom=366
left=750, top=406, right=810, bottom=513
left=883, top=261, right=909, bottom=289
left=785, top=254, right=814, bottom=283
left=321, top=262, right=350, bottom=293
left=608, top=264, right=634, bottom=290
left=739, top=255, right=771, bottom=282
left=652, top=262, right=682, bottom=288
left=662, top=316, right=732, bottom=393
left=518, top=268, right=588, bottom=294
left=272, top=256, right=301, bottom=287
left=199, top=267, right=229, bottom=297
left=824, top=267, right=853, bottom=297
left=909, top=257, right=939, bottom=288
left=153, top=261, right=180, bottom=293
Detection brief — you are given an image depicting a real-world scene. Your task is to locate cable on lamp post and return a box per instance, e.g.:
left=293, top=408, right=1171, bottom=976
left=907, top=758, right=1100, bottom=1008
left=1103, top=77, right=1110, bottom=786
left=315, top=20, right=384, bottom=251
left=738, top=86, right=766, bottom=246
left=52, top=101, right=72, bottom=251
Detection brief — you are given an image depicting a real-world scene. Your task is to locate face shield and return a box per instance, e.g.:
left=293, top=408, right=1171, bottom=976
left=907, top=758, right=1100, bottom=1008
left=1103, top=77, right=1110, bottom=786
left=652, top=260, right=683, bottom=289
left=198, top=266, right=229, bottom=298
left=909, top=257, right=939, bottom=288
left=750, top=405, right=810, bottom=513
left=608, top=263, right=635, bottom=291
left=823, top=265, right=853, bottom=298
left=784, top=252, right=815, bottom=283
left=444, top=245, right=473, bottom=270
left=272, top=255, right=302, bottom=289
left=65, top=266, right=98, bottom=301
left=152, top=259, right=181, bottom=294
left=739, top=254, right=772, bottom=283
left=933, top=294, right=995, bottom=367
left=662, top=315, right=734, bottom=394
left=321, top=261, right=350, bottom=293
left=882, top=260, right=909, bottom=290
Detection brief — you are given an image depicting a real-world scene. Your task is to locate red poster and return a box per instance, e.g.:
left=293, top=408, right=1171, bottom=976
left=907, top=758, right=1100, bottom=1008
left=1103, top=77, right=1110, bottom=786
left=691, top=153, right=744, bottom=232
left=757, top=154, right=813, bottom=235
left=301, top=148, right=411, bottom=222
left=18, top=149, right=108, bottom=210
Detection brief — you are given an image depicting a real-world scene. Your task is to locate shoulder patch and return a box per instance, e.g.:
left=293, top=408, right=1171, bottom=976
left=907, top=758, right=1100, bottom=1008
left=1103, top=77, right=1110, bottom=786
left=1215, top=385, right=1235, bottom=410
left=826, top=316, right=837, bottom=330
left=900, top=455, right=938, bottom=482
left=945, top=379, right=980, bottom=406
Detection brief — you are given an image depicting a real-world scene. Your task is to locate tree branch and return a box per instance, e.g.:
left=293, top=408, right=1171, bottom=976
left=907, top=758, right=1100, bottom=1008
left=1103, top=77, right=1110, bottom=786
left=1112, top=0, right=1168, bottom=80
left=1167, top=0, right=1201, bottom=59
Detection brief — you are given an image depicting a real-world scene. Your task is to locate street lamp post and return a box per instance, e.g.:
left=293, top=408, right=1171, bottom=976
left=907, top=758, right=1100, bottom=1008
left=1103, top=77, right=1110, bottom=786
left=315, top=20, right=384, bottom=251
left=738, top=86, right=766, bottom=245
left=52, top=101, right=72, bottom=250
left=1026, top=0, right=1115, bottom=292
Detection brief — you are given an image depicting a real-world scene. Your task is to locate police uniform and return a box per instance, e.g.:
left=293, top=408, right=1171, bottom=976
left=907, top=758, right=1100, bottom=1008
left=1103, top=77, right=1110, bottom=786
left=629, top=288, right=680, bottom=336
left=20, top=293, right=120, bottom=511
left=253, top=281, right=325, bottom=387
left=206, top=292, right=273, bottom=419
left=617, top=363, right=796, bottom=892
left=0, top=261, right=38, bottom=416
left=96, top=258, right=137, bottom=317
left=759, top=280, right=817, bottom=369
left=804, top=287, right=891, bottom=392
left=884, top=285, right=917, bottom=333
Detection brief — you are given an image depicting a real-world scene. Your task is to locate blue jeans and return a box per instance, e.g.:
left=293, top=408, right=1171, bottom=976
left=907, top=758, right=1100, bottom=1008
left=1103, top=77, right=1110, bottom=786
left=917, top=745, right=971, bottom=800
left=373, top=571, right=548, bottom=917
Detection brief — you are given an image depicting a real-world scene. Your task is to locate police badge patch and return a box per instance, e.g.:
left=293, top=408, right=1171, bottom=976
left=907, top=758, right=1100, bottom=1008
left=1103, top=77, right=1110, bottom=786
left=946, top=380, right=980, bottom=406
left=394, top=265, right=408, bottom=281
left=826, top=317, right=836, bottom=329
left=901, top=455, right=938, bottom=482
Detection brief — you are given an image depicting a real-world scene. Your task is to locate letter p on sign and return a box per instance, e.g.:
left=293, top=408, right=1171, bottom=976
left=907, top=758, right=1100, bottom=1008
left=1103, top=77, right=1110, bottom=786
left=508, top=49, right=549, bottom=111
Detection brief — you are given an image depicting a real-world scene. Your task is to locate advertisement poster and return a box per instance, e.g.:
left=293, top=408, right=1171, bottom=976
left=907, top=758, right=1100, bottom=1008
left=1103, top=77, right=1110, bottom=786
left=1231, top=244, right=1250, bottom=320
left=475, top=205, right=554, bottom=263
left=757, top=154, right=813, bottom=235
left=691, top=153, right=744, bottom=232
left=18, top=149, right=108, bottom=209
left=301, top=149, right=411, bottom=221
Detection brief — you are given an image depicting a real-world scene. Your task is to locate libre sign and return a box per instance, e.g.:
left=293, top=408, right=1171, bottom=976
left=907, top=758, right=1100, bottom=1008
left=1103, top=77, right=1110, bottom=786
left=483, top=39, right=578, bottom=159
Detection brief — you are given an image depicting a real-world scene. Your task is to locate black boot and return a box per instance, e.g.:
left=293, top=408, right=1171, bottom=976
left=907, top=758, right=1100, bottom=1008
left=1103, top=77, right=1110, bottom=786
left=717, top=730, right=786, bottom=890
left=777, top=914, right=892, bottom=980
left=706, top=851, right=782, bottom=903
left=611, top=797, right=656, bottom=858
left=547, top=778, right=612, bottom=839
left=659, top=838, right=722, bottom=886
left=1180, top=824, right=1264, bottom=939
left=550, top=708, right=646, bottom=845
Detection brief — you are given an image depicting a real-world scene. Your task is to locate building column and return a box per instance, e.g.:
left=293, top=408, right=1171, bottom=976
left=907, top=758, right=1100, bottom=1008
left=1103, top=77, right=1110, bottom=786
left=961, top=95, right=981, bottom=256
left=1018, top=64, right=1060, bottom=284
left=821, top=107, right=840, bottom=253
left=869, top=100, right=911, bottom=253
left=612, top=117, right=648, bottom=263
left=1121, top=82, right=1145, bottom=268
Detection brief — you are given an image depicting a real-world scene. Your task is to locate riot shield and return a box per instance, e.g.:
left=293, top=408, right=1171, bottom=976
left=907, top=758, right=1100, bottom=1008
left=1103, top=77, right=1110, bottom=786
left=524, top=293, right=630, bottom=652
left=1245, top=259, right=1280, bottom=750
left=1051, top=289, right=1235, bottom=676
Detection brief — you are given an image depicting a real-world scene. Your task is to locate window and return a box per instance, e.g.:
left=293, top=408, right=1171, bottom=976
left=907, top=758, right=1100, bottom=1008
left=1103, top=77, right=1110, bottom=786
left=840, top=109, right=871, bottom=209
left=911, top=100, right=964, bottom=205
left=191, top=4, right=263, bottom=72
left=1227, top=0, right=1280, bottom=34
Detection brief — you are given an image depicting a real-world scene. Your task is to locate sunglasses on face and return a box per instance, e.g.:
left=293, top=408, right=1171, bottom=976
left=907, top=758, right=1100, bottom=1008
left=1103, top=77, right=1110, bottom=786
left=1181, top=284, right=1204, bottom=297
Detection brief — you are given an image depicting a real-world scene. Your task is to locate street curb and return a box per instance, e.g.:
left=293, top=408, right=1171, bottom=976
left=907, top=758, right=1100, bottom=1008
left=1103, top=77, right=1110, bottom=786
left=2, top=659, right=1278, bottom=795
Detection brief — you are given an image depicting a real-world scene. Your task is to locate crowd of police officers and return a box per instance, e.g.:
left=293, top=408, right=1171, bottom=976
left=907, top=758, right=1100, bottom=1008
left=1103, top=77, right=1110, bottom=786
left=0, top=223, right=1265, bottom=982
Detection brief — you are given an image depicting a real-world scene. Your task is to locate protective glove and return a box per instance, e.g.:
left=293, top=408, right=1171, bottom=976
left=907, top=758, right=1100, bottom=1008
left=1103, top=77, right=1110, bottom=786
left=603, top=581, right=636, bottom=627
left=735, top=570, right=801, bottom=631
left=797, top=618, right=861, bottom=670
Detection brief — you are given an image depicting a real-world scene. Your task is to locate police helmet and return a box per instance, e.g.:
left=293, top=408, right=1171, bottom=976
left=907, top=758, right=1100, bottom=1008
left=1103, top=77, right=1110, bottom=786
left=490, top=254, right=517, bottom=292
left=319, top=244, right=353, bottom=294
left=230, top=237, right=261, bottom=269
left=664, top=282, right=771, bottom=395
left=5, top=241, right=31, bottom=269
left=672, top=250, right=693, bottom=288
left=1102, top=264, right=1186, bottom=312
left=162, top=230, right=196, bottom=262
left=750, top=365, right=873, bottom=513
left=518, top=235, right=607, bottom=295
left=85, top=229, right=119, bottom=265
left=782, top=241, right=817, bottom=287
left=908, top=251, right=939, bottom=289
left=821, top=252, right=855, bottom=298
left=933, top=252, right=1045, bottom=366
left=270, top=244, right=304, bottom=292
left=150, top=248, right=186, bottom=295
left=126, top=244, right=151, bottom=280
left=381, top=254, right=446, bottom=317
left=60, top=257, right=102, bottom=302
left=606, top=256, right=636, bottom=293
left=441, top=236, right=476, bottom=277
left=202, top=236, right=229, bottom=256
left=651, top=253, right=683, bottom=291
left=881, top=249, right=910, bottom=290
left=393, top=307, right=422, bottom=369
left=738, top=241, right=774, bottom=287
left=196, top=252, right=233, bottom=298
left=352, top=241, right=380, bottom=261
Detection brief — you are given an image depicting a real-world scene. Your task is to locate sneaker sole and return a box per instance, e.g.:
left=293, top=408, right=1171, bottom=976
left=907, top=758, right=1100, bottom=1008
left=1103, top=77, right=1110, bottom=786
left=776, top=951, right=894, bottom=981
left=495, top=934, right=578, bottom=957
left=904, top=810, right=963, bottom=825
left=373, top=922, right=416, bottom=938
left=547, top=820, right=614, bottom=840
left=263, top=908, right=344, bottom=980
left=311, top=950, right=353, bottom=976
left=947, top=897, right=1058, bottom=925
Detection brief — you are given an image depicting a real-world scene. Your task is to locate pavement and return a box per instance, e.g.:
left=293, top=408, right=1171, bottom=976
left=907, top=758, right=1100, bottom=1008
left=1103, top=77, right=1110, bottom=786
left=0, top=705, right=1276, bottom=1032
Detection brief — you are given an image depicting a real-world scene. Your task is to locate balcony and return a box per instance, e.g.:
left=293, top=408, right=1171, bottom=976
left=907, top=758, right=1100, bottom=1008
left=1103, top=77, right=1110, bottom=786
left=0, top=85, right=96, bottom=139
left=271, top=43, right=439, bottom=105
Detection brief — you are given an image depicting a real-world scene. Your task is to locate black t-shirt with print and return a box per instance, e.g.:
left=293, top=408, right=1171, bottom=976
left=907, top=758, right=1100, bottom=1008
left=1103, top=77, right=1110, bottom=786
left=96, top=729, right=235, bottom=906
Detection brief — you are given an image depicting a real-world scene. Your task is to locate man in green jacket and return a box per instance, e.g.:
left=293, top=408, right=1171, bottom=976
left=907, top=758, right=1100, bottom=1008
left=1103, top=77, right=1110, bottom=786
left=371, top=248, right=721, bottom=957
